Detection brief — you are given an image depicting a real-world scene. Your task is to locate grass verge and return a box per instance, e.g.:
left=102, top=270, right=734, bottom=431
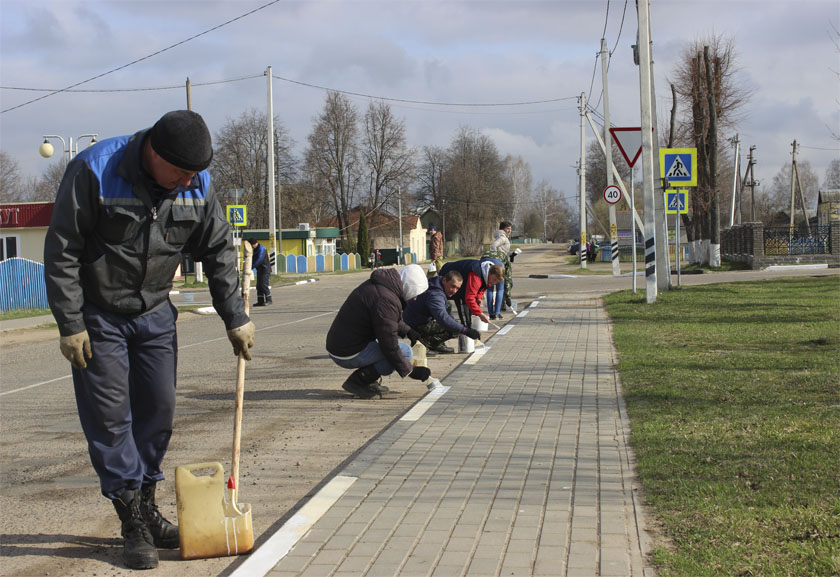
left=603, top=276, right=840, bottom=577
left=0, top=308, right=51, bottom=322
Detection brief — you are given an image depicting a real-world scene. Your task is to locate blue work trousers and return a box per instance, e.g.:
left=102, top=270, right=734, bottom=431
left=485, top=282, right=504, bottom=316
left=329, top=340, right=412, bottom=376
left=72, top=302, right=178, bottom=499
left=256, top=263, right=271, bottom=303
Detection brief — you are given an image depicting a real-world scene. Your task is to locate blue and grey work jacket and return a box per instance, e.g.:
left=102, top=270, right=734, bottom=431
left=44, top=128, right=248, bottom=337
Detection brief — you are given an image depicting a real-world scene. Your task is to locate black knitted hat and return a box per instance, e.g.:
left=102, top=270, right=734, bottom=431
left=149, top=110, right=213, bottom=171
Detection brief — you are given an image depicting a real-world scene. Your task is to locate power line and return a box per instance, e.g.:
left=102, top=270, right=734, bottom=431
left=1, top=73, right=577, bottom=112
left=0, top=0, right=283, bottom=114
left=0, top=75, right=263, bottom=94
left=270, top=73, right=575, bottom=108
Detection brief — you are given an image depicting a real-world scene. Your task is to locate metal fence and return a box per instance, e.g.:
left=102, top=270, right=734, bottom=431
left=763, top=225, right=830, bottom=256
left=0, top=257, right=49, bottom=311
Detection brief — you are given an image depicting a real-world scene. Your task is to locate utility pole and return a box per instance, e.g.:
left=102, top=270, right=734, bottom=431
left=600, top=38, right=620, bottom=276
left=185, top=77, right=205, bottom=283
left=743, top=146, right=758, bottom=222
left=789, top=140, right=811, bottom=235
left=398, top=189, right=403, bottom=265
left=579, top=92, right=588, bottom=269
left=637, top=0, right=658, bottom=302
left=729, top=133, right=741, bottom=227
left=266, top=66, right=277, bottom=273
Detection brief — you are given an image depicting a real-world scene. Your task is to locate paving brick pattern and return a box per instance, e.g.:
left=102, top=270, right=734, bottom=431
left=268, top=294, right=655, bottom=577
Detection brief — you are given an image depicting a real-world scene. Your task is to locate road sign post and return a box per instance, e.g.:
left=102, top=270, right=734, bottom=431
left=664, top=189, right=688, bottom=286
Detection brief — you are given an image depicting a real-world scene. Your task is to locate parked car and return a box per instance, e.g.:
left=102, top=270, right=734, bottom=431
left=568, top=240, right=580, bottom=255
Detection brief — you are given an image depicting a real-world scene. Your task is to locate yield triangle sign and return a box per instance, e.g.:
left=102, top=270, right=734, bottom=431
left=609, top=127, right=642, bottom=168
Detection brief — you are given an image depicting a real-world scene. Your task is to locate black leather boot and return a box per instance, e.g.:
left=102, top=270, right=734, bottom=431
left=341, top=366, right=383, bottom=399
left=112, top=489, right=158, bottom=570
left=140, top=484, right=180, bottom=549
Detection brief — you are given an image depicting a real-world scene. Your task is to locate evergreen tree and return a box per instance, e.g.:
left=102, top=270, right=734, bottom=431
left=357, top=209, right=370, bottom=267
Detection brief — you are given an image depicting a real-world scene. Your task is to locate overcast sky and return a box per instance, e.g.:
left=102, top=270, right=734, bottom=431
left=1, top=0, right=838, bottom=208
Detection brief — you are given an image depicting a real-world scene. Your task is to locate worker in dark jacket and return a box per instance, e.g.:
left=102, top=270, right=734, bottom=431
left=43, top=110, right=255, bottom=570
left=439, top=258, right=505, bottom=328
left=403, top=270, right=481, bottom=353
left=327, top=264, right=431, bottom=399
left=247, top=239, right=272, bottom=306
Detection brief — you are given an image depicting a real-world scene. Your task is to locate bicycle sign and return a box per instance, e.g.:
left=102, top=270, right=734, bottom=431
left=603, top=185, right=622, bottom=205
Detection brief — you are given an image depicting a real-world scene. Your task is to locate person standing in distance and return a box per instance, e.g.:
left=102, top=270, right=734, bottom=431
left=428, top=224, right=444, bottom=276
left=247, top=238, right=272, bottom=306
left=44, top=110, right=255, bottom=570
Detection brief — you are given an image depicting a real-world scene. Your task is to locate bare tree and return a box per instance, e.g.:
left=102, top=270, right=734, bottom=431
left=759, top=160, right=820, bottom=224
left=0, top=151, right=24, bottom=202
left=669, top=35, right=751, bottom=264
left=503, top=155, right=532, bottom=234
left=415, top=145, right=446, bottom=210
left=211, top=108, right=295, bottom=229
left=441, top=126, right=509, bottom=255
left=824, top=158, right=840, bottom=189
left=362, top=100, right=415, bottom=218
left=305, top=91, right=360, bottom=243
left=30, top=162, right=67, bottom=201
left=528, top=180, right=574, bottom=242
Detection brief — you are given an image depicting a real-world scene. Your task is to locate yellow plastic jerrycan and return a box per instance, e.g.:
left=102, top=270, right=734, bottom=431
left=175, top=462, right=253, bottom=559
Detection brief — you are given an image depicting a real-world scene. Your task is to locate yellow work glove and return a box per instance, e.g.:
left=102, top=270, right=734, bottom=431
left=227, top=321, right=255, bottom=360
left=60, top=330, right=92, bottom=369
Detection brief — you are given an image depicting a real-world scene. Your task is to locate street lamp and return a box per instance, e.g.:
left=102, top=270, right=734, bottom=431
left=39, top=134, right=99, bottom=162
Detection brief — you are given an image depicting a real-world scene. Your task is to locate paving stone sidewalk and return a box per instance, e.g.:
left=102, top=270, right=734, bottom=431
left=251, top=293, right=656, bottom=577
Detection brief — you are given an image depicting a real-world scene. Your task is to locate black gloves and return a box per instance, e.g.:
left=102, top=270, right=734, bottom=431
left=509, top=252, right=516, bottom=262
left=409, top=366, right=431, bottom=381
left=464, top=327, right=481, bottom=340
left=407, top=329, right=422, bottom=347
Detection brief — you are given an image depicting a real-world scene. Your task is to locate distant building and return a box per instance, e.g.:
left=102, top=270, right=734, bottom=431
left=818, top=190, right=840, bottom=225
left=316, top=206, right=427, bottom=260
left=0, top=202, right=54, bottom=261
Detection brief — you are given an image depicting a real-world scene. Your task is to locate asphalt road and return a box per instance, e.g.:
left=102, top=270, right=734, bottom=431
left=0, top=245, right=835, bottom=577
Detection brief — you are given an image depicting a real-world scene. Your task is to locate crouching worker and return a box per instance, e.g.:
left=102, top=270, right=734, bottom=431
left=439, top=259, right=506, bottom=329
left=403, top=269, right=481, bottom=353
left=327, top=264, right=432, bottom=399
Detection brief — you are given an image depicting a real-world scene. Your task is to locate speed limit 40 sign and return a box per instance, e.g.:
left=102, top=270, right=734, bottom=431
left=603, top=185, right=622, bottom=205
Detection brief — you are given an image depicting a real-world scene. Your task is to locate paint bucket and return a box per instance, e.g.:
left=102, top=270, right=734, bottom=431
left=458, top=334, right=475, bottom=353
left=471, top=317, right=488, bottom=332
left=411, top=342, right=427, bottom=367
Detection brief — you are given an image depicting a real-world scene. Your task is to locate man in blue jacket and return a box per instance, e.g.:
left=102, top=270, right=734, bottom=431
left=247, top=238, right=272, bottom=306
left=403, top=270, right=481, bottom=353
left=44, top=110, right=255, bottom=570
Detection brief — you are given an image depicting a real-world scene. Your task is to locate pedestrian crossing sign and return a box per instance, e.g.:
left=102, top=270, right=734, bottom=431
left=665, top=190, right=688, bottom=214
left=227, top=205, right=247, bottom=227
left=660, top=148, right=697, bottom=187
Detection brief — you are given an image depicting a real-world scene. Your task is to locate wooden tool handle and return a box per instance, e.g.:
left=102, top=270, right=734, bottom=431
left=231, top=352, right=246, bottom=490
left=231, top=300, right=249, bottom=492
